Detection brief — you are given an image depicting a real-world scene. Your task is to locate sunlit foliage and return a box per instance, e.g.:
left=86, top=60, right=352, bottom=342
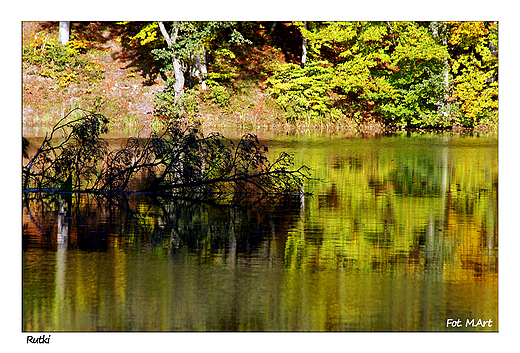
left=22, top=32, right=104, bottom=87
left=267, top=21, right=497, bottom=130
left=448, top=21, right=498, bottom=128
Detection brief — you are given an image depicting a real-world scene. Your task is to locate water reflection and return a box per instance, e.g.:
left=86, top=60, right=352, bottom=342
left=22, top=134, right=498, bottom=331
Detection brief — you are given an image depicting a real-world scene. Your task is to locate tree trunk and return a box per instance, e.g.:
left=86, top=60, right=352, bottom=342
left=158, top=21, right=185, bottom=102
left=191, top=48, right=207, bottom=90
left=270, top=22, right=277, bottom=35
left=301, top=21, right=308, bottom=68
left=172, top=58, right=185, bottom=102
left=430, top=21, right=450, bottom=117
left=59, top=21, right=70, bottom=45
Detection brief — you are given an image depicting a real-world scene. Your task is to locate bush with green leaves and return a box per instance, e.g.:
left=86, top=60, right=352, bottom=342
left=154, top=79, right=201, bottom=121
left=267, top=61, right=334, bottom=122
left=205, top=48, right=240, bottom=85
left=205, top=85, right=231, bottom=107
left=376, top=22, right=450, bottom=127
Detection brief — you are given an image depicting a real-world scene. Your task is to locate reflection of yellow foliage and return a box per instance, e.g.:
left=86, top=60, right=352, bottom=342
left=22, top=137, right=497, bottom=331
left=280, top=136, right=497, bottom=284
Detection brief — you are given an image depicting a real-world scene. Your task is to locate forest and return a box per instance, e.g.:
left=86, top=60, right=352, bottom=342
left=22, top=21, right=498, bottom=133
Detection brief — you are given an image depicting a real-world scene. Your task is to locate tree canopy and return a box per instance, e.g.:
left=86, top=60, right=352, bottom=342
left=266, top=21, right=497, bottom=129
left=132, top=20, right=497, bottom=130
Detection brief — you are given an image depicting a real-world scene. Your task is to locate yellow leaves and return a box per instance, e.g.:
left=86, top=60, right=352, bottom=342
left=449, top=21, right=488, bottom=49
left=454, top=74, right=497, bottom=122
left=39, top=68, right=55, bottom=78
left=308, top=21, right=357, bottom=43
left=372, top=76, right=399, bottom=99
left=59, top=72, right=76, bottom=87
left=302, top=21, right=357, bottom=58
left=206, top=48, right=239, bottom=85
left=449, top=22, right=498, bottom=123
left=66, top=39, right=88, bottom=55
left=359, top=22, right=387, bottom=43
left=130, top=22, right=160, bottom=46
left=214, top=48, right=236, bottom=60
left=393, top=26, right=448, bottom=64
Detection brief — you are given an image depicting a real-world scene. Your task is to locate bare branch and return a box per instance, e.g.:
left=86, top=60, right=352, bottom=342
left=23, top=110, right=312, bottom=202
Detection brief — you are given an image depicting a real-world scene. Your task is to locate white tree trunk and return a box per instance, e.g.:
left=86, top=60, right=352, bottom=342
left=440, top=23, right=450, bottom=112
left=158, top=21, right=185, bottom=102
left=301, top=21, right=308, bottom=68
left=192, top=48, right=207, bottom=90
left=270, top=22, right=277, bottom=35
left=173, top=58, right=185, bottom=101
left=59, top=21, right=70, bottom=45
left=430, top=21, right=450, bottom=117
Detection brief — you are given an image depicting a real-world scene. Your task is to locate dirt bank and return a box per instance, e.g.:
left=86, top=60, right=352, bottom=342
left=22, top=22, right=169, bottom=136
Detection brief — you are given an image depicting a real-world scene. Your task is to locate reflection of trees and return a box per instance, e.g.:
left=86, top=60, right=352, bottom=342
left=276, top=137, right=498, bottom=331
left=283, top=136, right=498, bottom=281
left=22, top=108, right=311, bottom=255
left=23, top=192, right=300, bottom=330
left=22, top=135, right=498, bottom=332
left=22, top=191, right=303, bottom=256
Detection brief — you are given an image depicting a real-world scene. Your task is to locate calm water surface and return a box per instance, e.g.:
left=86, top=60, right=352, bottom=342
left=22, top=132, right=498, bottom=331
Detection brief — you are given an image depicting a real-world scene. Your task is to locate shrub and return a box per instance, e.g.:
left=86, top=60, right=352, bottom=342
left=154, top=79, right=201, bottom=121
left=449, top=22, right=498, bottom=128
left=267, top=61, right=333, bottom=121
left=23, top=33, right=104, bottom=87
left=205, top=84, right=231, bottom=107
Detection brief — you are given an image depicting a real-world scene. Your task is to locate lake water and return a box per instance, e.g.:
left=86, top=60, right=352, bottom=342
left=22, top=132, right=498, bottom=331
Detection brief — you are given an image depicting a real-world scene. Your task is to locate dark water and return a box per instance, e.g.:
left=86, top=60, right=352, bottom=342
left=22, top=133, right=498, bottom=331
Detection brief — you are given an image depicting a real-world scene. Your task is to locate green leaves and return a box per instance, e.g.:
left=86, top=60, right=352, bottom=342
left=267, top=61, right=334, bottom=120
left=392, top=23, right=448, bottom=73
left=266, top=21, right=496, bottom=129
left=123, top=21, right=498, bottom=130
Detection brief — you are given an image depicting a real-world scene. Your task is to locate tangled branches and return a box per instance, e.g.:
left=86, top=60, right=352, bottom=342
left=23, top=109, right=311, bottom=201
left=23, top=108, right=109, bottom=191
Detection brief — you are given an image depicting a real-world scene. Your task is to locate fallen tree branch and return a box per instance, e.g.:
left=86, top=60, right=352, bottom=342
left=23, top=110, right=312, bottom=202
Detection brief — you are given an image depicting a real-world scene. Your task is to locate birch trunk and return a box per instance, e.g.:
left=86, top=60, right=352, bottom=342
left=430, top=21, right=450, bottom=117
left=59, top=21, right=70, bottom=45
left=301, top=21, right=308, bottom=68
left=172, top=58, right=185, bottom=102
left=158, top=21, right=185, bottom=102
left=192, top=49, right=207, bottom=90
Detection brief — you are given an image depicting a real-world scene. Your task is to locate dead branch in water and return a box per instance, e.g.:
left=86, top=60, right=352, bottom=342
left=23, top=109, right=311, bottom=201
